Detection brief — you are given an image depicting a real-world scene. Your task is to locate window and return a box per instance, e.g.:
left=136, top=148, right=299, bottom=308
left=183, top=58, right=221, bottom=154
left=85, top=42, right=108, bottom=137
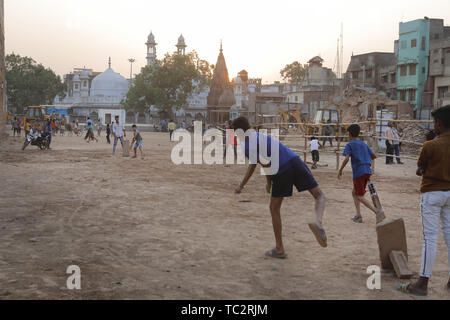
left=366, top=69, right=372, bottom=78
left=411, top=39, right=417, bottom=48
left=438, top=86, right=449, bottom=99
left=409, top=64, right=416, bottom=76
left=422, top=67, right=426, bottom=74
left=382, top=75, right=388, bottom=83
left=390, top=73, right=396, bottom=83
left=352, top=71, right=359, bottom=79
left=400, top=65, right=407, bottom=76
left=421, top=37, right=426, bottom=50
left=74, top=84, right=79, bottom=90
left=295, top=96, right=298, bottom=102
left=408, top=89, right=416, bottom=102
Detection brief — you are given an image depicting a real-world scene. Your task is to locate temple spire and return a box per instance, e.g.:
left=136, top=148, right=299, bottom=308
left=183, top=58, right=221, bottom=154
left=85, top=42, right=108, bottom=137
left=220, top=40, right=223, bottom=52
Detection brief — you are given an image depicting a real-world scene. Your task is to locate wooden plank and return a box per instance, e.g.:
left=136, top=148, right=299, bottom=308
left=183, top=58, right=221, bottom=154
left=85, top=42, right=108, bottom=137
left=376, top=218, right=408, bottom=270
left=389, top=250, right=413, bottom=279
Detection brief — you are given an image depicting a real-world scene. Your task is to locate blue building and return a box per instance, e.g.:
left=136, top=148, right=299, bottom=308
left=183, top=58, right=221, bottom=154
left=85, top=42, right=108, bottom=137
left=397, top=18, right=445, bottom=116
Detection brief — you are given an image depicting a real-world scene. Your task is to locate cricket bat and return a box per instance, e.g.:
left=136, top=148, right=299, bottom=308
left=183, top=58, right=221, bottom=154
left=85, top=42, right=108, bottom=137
left=123, top=139, right=130, bottom=157
left=368, top=181, right=383, bottom=212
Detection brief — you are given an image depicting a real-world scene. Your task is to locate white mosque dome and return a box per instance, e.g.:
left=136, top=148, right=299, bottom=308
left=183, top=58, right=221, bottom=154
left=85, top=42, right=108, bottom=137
left=90, top=68, right=129, bottom=98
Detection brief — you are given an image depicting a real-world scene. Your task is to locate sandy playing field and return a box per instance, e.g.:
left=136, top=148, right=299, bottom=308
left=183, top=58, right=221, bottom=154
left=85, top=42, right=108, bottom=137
left=0, top=130, right=449, bottom=300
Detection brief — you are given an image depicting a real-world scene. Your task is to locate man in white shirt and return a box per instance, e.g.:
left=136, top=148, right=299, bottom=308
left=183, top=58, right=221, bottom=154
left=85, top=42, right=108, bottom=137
left=112, top=116, right=126, bottom=155
left=310, top=137, right=321, bottom=169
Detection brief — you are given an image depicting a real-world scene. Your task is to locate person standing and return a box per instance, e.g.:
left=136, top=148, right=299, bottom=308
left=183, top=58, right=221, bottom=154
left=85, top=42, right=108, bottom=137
left=385, top=122, right=395, bottom=165
left=43, top=119, right=53, bottom=149
left=84, top=117, right=93, bottom=141
left=310, top=137, right=322, bottom=170
left=161, top=119, right=168, bottom=132
left=392, top=123, right=404, bottom=165
left=12, top=117, right=19, bottom=137
left=399, top=106, right=450, bottom=296
left=106, top=123, right=111, bottom=144
left=97, top=120, right=103, bottom=137
left=168, top=120, right=176, bottom=141
left=24, top=119, right=31, bottom=138
left=112, top=116, right=126, bottom=155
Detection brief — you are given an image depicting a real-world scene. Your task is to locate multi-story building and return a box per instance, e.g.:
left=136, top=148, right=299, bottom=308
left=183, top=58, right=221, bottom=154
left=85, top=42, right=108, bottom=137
left=428, top=22, right=450, bottom=108
left=284, top=56, right=342, bottom=119
left=396, top=18, right=445, bottom=115
left=0, top=0, right=5, bottom=136
left=345, top=52, right=397, bottom=94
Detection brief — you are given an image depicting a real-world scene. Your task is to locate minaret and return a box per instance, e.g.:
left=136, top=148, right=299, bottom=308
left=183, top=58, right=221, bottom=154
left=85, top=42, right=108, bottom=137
left=146, top=32, right=157, bottom=66
left=176, top=34, right=187, bottom=55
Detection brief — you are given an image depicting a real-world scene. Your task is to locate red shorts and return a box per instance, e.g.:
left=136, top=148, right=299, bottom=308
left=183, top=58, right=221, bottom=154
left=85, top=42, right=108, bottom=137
left=353, top=174, right=371, bottom=196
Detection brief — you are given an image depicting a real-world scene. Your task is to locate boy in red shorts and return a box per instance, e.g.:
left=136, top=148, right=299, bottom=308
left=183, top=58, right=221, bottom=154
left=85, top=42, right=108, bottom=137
left=338, top=124, right=386, bottom=224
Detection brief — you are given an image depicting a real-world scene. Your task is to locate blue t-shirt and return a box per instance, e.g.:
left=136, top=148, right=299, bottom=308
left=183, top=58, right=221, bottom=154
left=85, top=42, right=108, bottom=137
left=343, top=140, right=374, bottom=180
left=243, top=132, right=298, bottom=175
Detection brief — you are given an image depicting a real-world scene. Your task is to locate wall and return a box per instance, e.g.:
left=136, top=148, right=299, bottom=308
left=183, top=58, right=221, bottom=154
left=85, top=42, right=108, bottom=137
left=0, top=0, right=5, bottom=137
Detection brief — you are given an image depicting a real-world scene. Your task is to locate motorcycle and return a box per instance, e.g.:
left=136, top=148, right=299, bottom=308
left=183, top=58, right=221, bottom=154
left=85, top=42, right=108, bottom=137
left=22, top=128, right=50, bottom=151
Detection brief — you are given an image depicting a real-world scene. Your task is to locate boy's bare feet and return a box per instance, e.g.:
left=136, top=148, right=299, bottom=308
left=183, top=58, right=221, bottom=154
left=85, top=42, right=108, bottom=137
left=376, top=210, right=386, bottom=224
left=308, top=223, right=327, bottom=248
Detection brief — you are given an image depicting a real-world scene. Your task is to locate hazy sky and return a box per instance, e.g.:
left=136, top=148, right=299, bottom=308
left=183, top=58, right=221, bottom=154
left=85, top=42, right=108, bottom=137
left=4, top=0, right=450, bottom=83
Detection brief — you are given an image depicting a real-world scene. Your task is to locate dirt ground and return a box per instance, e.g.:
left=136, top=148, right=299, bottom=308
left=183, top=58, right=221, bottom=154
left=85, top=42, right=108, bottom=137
left=0, top=129, right=449, bottom=300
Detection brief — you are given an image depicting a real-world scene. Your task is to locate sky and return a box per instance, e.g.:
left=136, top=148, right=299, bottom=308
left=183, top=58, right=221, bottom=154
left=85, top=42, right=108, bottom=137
left=4, top=0, right=450, bottom=83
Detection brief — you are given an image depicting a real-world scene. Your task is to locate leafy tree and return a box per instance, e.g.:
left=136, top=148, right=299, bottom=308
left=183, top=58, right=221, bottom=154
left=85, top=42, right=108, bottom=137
left=122, top=51, right=211, bottom=119
left=280, top=61, right=307, bottom=83
left=5, top=53, right=65, bottom=114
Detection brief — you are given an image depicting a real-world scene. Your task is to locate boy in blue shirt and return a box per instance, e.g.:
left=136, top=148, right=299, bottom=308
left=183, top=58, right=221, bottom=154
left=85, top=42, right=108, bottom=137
left=232, top=117, right=327, bottom=259
left=338, top=124, right=385, bottom=224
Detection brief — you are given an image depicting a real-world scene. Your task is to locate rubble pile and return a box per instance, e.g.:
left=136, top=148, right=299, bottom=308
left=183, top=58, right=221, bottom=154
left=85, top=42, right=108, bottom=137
left=398, top=123, right=428, bottom=154
left=328, top=87, right=413, bottom=124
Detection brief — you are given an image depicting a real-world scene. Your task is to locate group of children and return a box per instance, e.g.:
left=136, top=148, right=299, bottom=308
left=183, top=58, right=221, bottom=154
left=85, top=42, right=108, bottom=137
left=231, top=105, right=450, bottom=296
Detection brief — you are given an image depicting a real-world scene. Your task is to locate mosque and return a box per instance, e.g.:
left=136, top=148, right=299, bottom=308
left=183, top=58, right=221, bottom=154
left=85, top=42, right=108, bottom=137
left=54, top=57, right=129, bottom=124
left=55, top=33, right=216, bottom=125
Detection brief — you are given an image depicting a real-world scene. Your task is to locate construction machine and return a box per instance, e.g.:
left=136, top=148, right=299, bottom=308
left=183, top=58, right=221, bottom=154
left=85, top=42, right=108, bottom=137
left=307, top=108, right=349, bottom=137
left=23, top=106, right=50, bottom=128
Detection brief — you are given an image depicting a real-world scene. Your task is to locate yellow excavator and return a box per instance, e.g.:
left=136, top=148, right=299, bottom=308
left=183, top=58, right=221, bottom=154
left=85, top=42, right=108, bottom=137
left=279, top=109, right=305, bottom=132
left=306, top=108, right=350, bottom=137
left=23, top=106, right=50, bottom=126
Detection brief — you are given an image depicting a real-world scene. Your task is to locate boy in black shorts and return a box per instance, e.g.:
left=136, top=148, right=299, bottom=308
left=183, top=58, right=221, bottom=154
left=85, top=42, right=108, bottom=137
left=233, top=117, right=327, bottom=259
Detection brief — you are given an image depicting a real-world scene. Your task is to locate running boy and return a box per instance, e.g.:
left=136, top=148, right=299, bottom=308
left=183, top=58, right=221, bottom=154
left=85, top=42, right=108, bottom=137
left=131, top=125, right=144, bottom=159
left=399, top=105, right=450, bottom=296
left=310, top=137, right=321, bottom=169
left=87, top=122, right=98, bottom=143
left=233, top=117, right=327, bottom=259
left=338, top=124, right=385, bottom=224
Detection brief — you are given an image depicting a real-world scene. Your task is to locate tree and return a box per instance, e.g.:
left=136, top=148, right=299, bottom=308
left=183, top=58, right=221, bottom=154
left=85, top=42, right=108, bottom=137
left=280, top=61, right=307, bottom=83
left=5, top=53, right=65, bottom=114
left=122, top=51, right=211, bottom=119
